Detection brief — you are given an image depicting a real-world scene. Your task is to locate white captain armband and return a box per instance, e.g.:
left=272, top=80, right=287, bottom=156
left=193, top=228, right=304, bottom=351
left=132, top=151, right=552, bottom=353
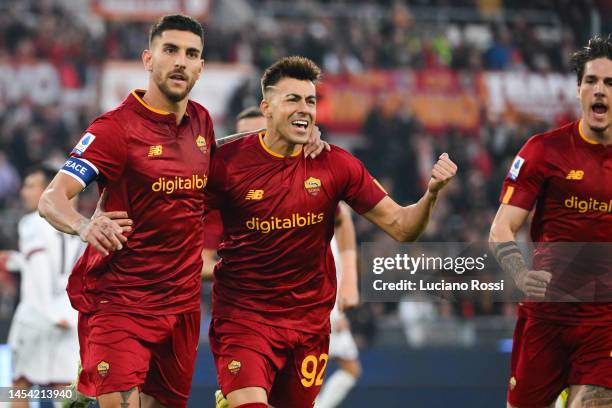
left=59, top=157, right=99, bottom=188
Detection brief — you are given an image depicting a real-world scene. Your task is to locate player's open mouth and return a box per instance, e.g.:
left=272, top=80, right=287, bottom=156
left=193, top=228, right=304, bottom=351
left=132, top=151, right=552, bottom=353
left=169, top=73, right=187, bottom=83
left=291, top=119, right=309, bottom=130
left=591, top=102, right=608, bottom=119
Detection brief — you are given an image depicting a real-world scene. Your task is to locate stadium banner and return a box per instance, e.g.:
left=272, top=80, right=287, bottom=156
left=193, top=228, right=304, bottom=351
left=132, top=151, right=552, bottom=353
left=317, top=69, right=484, bottom=134
left=317, top=70, right=577, bottom=134
left=91, top=0, right=211, bottom=21
left=99, top=61, right=253, bottom=124
left=485, top=72, right=578, bottom=122
left=360, top=242, right=612, bottom=302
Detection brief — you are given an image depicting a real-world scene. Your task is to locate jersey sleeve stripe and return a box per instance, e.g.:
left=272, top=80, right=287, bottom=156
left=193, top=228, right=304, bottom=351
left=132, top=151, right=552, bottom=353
left=502, top=186, right=514, bottom=204
left=373, top=178, right=388, bottom=194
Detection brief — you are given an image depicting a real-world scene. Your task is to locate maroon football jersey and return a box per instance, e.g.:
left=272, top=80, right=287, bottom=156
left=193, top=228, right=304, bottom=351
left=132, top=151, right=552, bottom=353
left=206, top=131, right=386, bottom=333
left=65, top=90, right=215, bottom=315
left=500, top=120, right=612, bottom=323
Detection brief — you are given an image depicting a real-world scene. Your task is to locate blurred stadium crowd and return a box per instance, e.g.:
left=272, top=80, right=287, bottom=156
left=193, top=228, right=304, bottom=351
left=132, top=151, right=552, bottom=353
left=0, top=0, right=610, bottom=348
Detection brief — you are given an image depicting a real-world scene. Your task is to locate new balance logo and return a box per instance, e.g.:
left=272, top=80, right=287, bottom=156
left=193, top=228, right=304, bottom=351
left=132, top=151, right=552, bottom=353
left=245, top=190, right=264, bottom=200
left=148, top=145, right=163, bottom=157
left=566, top=170, right=584, bottom=180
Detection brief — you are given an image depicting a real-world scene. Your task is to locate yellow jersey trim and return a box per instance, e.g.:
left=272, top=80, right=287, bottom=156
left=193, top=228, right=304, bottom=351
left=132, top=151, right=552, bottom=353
left=132, top=90, right=189, bottom=117
left=578, top=119, right=598, bottom=145
left=258, top=131, right=303, bottom=158
left=502, top=186, right=514, bottom=204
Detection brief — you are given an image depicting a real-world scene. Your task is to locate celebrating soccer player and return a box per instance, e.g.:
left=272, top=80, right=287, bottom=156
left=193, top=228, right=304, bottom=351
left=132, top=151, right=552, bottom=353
left=38, top=15, right=210, bottom=408
left=490, top=35, right=612, bottom=408
left=202, top=108, right=362, bottom=408
left=206, top=56, right=456, bottom=408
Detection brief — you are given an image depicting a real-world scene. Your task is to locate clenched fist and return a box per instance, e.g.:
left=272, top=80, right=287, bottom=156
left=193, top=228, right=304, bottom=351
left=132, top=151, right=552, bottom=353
left=428, top=153, right=457, bottom=195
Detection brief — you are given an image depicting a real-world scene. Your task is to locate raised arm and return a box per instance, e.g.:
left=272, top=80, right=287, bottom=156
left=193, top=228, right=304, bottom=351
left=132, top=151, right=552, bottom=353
left=363, top=153, right=456, bottom=242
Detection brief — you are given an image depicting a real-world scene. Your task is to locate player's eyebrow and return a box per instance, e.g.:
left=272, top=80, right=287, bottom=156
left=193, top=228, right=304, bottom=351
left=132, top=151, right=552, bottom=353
left=161, top=42, right=201, bottom=54
left=285, top=93, right=317, bottom=101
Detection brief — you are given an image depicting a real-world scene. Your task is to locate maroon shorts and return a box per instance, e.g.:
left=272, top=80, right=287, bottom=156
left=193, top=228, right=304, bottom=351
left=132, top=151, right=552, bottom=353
left=77, top=311, right=200, bottom=408
left=508, top=316, right=612, bottom=407
left=209, top=318, right=330, bottom=408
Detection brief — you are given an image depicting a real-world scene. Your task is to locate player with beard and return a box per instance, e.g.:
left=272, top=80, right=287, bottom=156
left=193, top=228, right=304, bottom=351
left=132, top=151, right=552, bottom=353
left=39, top=14, right=212, bottom=408
left=490, top=35, right=612, bottom=408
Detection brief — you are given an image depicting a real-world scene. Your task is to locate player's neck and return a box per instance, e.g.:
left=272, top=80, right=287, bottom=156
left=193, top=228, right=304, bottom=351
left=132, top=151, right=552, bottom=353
left=142, top=86, right=188, bottom=125
left=262, top=131, right=302, bottom=157
left=579, top=119, right=612, bottom=145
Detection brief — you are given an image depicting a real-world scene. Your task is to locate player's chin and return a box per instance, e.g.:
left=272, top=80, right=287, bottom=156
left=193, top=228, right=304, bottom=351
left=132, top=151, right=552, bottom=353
left=161, top=86, right=189, bottom=103
left=587, top=118, right=610, bottom=133
left=289, top=133, right=309, bottom=145
left=288, top=128, right=310, bottom=144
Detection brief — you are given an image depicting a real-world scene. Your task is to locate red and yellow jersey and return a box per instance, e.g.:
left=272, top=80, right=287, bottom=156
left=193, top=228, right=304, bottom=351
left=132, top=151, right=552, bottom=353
left=206, top=132, right=386, bottom=334
left=500, top=120, right=612, bottom=323
left=63, top=90, right=215, bottom=315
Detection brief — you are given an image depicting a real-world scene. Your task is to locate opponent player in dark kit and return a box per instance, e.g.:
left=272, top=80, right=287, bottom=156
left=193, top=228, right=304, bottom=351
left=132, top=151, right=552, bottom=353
left=490, top=35, right=612, bottom=408
left=206, top=56, right=457, bottom=408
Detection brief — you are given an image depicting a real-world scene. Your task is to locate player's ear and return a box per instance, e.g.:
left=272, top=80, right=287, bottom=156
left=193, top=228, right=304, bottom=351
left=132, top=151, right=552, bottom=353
left=260, top=99, right=272, bottom=118
left=142, top=49, right=153, bottom=72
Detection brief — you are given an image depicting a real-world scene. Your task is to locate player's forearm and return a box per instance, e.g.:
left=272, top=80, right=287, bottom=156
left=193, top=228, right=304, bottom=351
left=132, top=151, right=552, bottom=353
left=489, top=226, right=528, bottom=284
left=339, top=249, right=358, bottom=287
left=394, top=190, right=438, bottom=241
left=38, top=189, right=88, bottom=236
left=335, top=211, right=356, bottom=253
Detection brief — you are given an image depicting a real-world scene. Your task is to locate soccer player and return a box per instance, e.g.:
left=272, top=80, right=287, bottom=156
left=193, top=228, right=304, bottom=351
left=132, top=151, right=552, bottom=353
left=490, top=35, right=612, bottom=408
left=38, top=15, right=212, bottom=408
left=206, top=56, right=456, bottom=408
left=204, top=108, right=362, bottom=408
left=206, top=108, right=361, bottom=408
left=8, top=166, right=85, bottom=408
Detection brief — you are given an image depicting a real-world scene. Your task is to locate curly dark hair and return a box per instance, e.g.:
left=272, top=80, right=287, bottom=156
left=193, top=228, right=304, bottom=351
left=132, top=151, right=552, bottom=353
left=570, top=34, right=612, bottom=85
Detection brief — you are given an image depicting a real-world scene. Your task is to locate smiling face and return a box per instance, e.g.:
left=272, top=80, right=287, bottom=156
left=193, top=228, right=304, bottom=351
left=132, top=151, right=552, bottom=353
left=261, top=77, right=316, bottom=145
left=578, top=57, right=612, bottom=135
left=143, top=29, right=203, bottom=103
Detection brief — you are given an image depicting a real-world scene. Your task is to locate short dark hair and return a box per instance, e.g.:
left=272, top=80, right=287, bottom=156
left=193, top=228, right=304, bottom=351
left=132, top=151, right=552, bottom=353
left=149, top=14, right=204, bottom=48
left=236, top=106, right=263, bottom=121
left=261, top=56, right=321, bottom=95
left=570, top=34, right=612, bottom=85
left=24, top=165, right=56, bottom=185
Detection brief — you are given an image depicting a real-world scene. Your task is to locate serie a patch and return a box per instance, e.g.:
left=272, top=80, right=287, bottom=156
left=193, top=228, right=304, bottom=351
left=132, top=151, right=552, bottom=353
left=508, top=156, right=525, bottom=181
left=72, top=132, right=96, bottom=156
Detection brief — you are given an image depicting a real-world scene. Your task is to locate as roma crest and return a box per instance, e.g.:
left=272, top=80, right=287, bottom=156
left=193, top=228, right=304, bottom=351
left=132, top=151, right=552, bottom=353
left=196, top=135, right=208, bottom=154
left=304, top=177, right=321, bottom=196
